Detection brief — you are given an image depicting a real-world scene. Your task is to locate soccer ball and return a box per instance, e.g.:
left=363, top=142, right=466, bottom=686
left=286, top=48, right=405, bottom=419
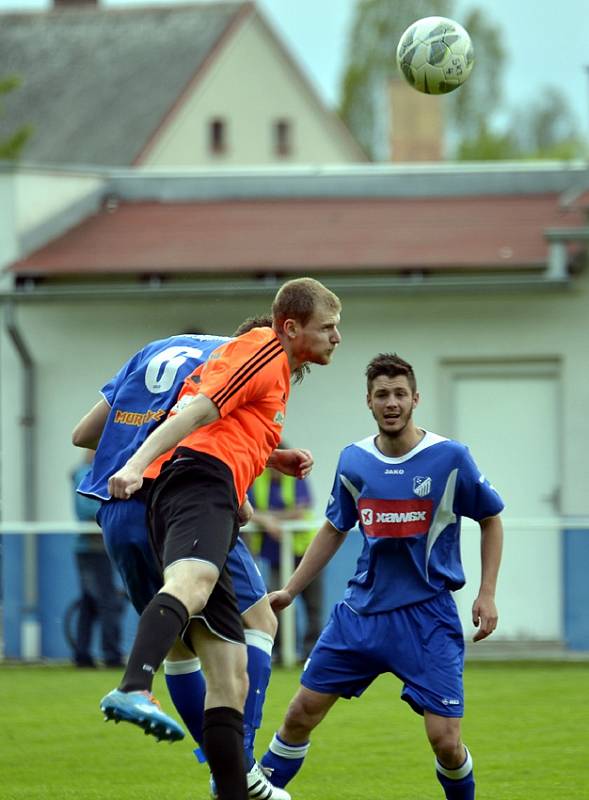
left=396, top=16, right=474, bottom=95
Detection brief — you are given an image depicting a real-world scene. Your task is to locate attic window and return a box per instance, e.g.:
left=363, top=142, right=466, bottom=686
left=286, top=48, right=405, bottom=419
left=273, top=119, right=292, bottom=157
left=209, top=118, right=227, bottom=155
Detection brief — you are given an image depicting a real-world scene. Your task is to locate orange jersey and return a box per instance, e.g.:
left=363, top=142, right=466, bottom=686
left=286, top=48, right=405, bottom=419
left=145, top=328, right=290, bottom=502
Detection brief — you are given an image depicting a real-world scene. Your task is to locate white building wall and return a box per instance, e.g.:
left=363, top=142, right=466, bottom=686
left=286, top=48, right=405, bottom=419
left=0, top=167, right=105, bottom=272
left=0, top=305, right=24, bottom=518
left=14, top=170, right=104, bottom=236
left=0, top=170, right=18, bottom=276
left=2, top=273, right=589, bottom=639
left=285, top=283, right=589, bottom=516
left=142, top=14, right=362, bottom=167
left=3, top=276, right=588, bottom=520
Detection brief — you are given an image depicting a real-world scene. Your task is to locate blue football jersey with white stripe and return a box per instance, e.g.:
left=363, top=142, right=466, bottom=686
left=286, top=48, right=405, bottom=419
left=326, top=431, right=504, bottom=614
left=78, top=334, right=230, bottom=500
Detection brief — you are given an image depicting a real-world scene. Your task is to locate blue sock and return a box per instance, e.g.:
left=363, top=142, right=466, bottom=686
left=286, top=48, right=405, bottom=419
left=243, top=629, right=274, bottom=771
left=260, top=732, right=310, bottom=788
left=436, top=746, right=475, bottom=799
left=164, top=658, right=207, bottom=763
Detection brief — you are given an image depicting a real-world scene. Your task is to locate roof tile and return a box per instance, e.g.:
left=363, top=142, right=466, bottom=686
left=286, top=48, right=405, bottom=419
left=10, top=194, right=585, bottom=276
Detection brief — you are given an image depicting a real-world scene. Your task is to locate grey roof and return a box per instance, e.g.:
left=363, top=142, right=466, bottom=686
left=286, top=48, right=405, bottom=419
left=0, top=2, right=245, bottom=165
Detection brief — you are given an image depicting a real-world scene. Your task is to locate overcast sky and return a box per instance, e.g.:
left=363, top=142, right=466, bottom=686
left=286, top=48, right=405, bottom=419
left=2, top=0, right=589, bottom=136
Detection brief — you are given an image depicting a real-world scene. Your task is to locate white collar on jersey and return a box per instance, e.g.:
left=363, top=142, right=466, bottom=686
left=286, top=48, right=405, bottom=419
left=355, top=430, right=447, bottom=464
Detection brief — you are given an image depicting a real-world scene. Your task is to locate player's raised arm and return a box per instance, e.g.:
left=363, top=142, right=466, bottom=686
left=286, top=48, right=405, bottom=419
left=270, top=519, right=345, bottom=612
left=108, top=394, right=219, bottom=499
left=72, top=398, right=110, bottom=450
left=472, top=514, right=504, bottom=642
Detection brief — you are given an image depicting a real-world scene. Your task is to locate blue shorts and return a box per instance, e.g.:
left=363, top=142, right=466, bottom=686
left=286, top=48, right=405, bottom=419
left=98, top=497, right=161, bottom=615
left=228, top=536, right=268, bottom=615
left=98, top=498, right=267, bottom=616
left=301, top=593, right=465, bottom=718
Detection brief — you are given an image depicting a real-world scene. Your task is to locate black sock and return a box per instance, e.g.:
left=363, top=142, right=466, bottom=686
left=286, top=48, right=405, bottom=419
left=120, top=593, right=189, bottom=693
left=203, top=707, right=248, bottom=800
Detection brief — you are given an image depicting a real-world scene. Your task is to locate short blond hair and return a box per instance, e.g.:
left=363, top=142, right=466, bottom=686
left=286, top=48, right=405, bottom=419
left=272, top=278, right=341, bottom=327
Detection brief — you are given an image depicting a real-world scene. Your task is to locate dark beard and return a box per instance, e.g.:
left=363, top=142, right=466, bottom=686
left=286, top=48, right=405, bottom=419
left=378, top=409, right=412, bottom=440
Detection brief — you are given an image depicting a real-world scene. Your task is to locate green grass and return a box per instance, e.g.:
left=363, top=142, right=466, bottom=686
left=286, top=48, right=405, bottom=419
left=1, top=661, right=588, bottom=799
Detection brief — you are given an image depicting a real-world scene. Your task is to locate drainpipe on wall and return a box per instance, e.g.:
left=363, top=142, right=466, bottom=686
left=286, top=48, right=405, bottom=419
left=4, top=300, right=40, bottom=660
left=545, top=227, right=589, bottom=279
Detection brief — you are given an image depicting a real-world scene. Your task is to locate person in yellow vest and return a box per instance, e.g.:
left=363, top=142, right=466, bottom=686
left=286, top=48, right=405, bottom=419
left=248, top=450, right=322, bottom=662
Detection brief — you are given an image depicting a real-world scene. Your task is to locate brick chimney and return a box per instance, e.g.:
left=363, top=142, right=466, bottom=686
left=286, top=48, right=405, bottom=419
left=389, top=78, right=444, bottom=162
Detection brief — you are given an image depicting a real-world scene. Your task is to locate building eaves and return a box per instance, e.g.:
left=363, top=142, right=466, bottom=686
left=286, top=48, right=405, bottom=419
left=105, top=161, right=589, bottom=202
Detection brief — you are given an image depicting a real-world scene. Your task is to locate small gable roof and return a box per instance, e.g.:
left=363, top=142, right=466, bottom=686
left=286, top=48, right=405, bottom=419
left=0, top=2, right=248, bottom=165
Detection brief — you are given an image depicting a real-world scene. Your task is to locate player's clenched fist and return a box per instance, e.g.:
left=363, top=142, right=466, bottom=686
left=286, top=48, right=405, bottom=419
left=294, top=449, right=314, bottom=479
left=268, top=589, right=294, bottom=612
left=269, top=447, right=314, bottom=479
left=108, top=464, right=143, bottom=499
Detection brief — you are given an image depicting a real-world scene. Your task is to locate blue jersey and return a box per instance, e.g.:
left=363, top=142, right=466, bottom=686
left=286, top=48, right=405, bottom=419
left=326, top=431, right=504, bottom=614
left=78, top=334, right=230, bottom=500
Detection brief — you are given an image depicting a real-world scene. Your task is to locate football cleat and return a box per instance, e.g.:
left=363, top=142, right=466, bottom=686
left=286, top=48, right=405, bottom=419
left=210, top=761, right=291, bottom=800
left=99, top=689, right=185, bottom=742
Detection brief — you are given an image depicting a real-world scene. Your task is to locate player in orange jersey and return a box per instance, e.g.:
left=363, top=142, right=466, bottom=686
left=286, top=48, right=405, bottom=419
left=101, top=278, right=341, bottom=800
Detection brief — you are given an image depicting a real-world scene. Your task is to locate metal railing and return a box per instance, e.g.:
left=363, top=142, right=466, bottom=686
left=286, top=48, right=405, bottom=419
left=0, top=519, right=323, bottom=666
left=1, top=517, right=588, bottom=666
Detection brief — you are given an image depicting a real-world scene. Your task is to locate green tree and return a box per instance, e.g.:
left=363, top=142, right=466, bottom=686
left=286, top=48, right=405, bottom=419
left=0, top=75, right=32, bottom=160
left=455, top=121, right=519, bottom=160
left=456, top=85, right=586, bottom=161
left=510, top=86, right=586, bottom=159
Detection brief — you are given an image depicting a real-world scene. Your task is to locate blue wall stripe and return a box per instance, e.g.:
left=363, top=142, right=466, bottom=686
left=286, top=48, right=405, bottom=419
left=563, top=529, right=589, bottom=650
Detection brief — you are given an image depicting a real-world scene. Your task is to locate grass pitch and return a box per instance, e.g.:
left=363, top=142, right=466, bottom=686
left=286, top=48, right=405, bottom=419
left=1, top=661, right=587, bottom=799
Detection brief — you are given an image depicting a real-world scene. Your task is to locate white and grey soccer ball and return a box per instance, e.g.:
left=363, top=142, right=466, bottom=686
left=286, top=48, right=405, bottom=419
left=396, top=16, right=474, bottom=95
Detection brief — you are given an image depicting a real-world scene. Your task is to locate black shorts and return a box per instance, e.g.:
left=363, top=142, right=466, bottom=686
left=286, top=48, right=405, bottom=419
left=148, top=449, right=244, bottom=645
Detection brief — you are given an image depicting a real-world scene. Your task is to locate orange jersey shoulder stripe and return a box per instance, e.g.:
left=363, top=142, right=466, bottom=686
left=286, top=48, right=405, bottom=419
left=211, top=338, right=283, bottom=410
